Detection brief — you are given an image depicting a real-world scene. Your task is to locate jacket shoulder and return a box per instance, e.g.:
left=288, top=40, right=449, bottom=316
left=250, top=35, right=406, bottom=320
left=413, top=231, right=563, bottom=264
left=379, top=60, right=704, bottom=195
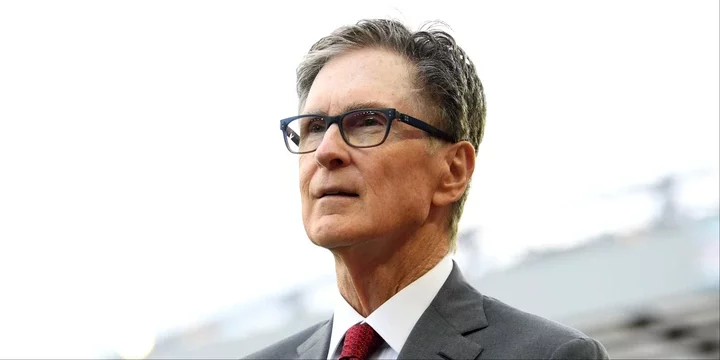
left=478, top=295, right=609, bottom=359
left=241, top=320, right=328, bottom=360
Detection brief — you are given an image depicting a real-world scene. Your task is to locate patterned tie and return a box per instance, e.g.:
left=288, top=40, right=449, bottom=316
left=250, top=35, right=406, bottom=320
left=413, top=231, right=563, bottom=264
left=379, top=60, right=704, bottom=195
left=339, top=322, right=382, bottom=360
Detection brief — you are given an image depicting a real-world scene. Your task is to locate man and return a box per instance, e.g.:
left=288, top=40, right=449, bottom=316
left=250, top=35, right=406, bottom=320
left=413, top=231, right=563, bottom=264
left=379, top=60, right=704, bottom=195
left=247, top=19, right=609, bottom=360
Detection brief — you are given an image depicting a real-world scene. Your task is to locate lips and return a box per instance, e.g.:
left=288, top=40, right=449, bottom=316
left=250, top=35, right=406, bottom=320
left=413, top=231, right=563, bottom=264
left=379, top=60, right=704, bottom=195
left=321, top=190, right=359, bottom=198
left=315, top=186, right=359, bottom=198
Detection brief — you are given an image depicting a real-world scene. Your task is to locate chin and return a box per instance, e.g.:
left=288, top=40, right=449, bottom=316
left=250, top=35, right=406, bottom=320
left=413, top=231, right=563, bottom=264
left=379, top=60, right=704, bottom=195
left=309, top=236, right=350, bottom=250
left=307, top=228, right=354, bottom=249
left=305, top=218, right=365, bottom=250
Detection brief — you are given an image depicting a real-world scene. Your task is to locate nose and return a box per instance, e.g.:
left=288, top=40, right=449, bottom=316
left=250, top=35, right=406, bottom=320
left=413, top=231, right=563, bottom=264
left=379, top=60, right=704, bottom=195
left=314, top=124, right=351, bottom=170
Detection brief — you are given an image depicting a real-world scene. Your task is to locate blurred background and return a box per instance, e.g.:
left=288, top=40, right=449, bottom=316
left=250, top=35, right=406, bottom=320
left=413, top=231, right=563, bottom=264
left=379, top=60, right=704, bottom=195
left=0, top=0, right=717, bottom=359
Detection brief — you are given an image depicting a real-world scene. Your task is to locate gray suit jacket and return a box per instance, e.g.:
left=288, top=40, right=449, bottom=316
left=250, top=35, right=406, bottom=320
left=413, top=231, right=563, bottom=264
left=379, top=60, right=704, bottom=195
left=244, top=263, right=609, bottom=359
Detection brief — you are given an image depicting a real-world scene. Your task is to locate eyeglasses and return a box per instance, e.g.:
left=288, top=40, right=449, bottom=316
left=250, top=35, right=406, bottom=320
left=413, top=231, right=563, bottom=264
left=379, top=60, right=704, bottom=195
left=280, top=108, right=456, bottom=154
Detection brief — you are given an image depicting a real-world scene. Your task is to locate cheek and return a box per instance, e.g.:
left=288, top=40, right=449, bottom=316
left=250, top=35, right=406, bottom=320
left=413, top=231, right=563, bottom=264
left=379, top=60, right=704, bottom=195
left=369, top=161, right=431, bottom=212
left=298, top=184, right=312, bottom=229
left=298, top=156, right=314, bottom=191
left=298, top=159, right=315, bottom=217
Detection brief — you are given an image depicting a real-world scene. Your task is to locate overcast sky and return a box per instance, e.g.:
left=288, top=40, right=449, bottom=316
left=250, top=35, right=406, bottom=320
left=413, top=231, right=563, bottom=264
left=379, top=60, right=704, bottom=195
left=0, top=0, right=718, bottom=358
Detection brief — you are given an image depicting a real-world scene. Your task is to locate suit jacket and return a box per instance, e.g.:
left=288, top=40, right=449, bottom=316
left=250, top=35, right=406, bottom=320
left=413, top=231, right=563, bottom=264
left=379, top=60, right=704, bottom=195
left=244, top=262, right=609, bottom=359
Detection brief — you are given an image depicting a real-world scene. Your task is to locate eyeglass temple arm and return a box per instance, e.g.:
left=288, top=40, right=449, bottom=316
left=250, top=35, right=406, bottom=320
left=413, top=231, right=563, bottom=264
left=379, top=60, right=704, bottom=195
left=286, top=127, right=300, bottom=146
left=399, top=114, right=457, bottom=143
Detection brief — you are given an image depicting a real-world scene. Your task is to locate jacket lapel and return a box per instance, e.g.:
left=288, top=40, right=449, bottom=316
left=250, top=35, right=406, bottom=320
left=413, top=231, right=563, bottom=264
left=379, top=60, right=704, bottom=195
left=296, top=318, right=332, bottom=360
left=398, top=262, right=488, bottom=360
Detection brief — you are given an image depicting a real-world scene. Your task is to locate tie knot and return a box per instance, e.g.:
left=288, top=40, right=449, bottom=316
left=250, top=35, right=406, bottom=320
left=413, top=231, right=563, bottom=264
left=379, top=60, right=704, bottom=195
left=339, top=322, right=382, bottom=360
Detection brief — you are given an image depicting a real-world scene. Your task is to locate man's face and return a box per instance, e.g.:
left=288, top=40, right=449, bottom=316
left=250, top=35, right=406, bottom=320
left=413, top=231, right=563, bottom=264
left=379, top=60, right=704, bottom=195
left=299, top=47, right=444, bottom=251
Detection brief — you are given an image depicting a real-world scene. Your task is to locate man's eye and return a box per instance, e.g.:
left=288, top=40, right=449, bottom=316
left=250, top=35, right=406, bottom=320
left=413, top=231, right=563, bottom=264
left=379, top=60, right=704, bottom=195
left=307, top=120, right=326, bottom=133
left=309, top=124, right=324, bottom=133
left=363, top=117, right=383, bottom=126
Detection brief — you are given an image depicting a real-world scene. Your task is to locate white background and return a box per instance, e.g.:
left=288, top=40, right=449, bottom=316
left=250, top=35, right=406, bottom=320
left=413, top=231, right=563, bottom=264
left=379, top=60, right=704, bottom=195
left=0, top=0, right=717, bottom=357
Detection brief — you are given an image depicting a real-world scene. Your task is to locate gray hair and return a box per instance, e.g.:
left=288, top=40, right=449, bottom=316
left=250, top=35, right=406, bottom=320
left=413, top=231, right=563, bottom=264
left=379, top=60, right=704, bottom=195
left=296, top=19, right=486, bottom=252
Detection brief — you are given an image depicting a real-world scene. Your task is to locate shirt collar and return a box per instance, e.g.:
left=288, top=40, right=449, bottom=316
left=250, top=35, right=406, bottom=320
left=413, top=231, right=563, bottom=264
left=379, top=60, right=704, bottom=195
left=328, top=255, right=454, bottom=356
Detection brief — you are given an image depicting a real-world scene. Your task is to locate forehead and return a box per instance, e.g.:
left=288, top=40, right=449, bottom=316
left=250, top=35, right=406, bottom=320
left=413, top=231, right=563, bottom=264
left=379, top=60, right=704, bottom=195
left=303, top=47, right=417, bottom=115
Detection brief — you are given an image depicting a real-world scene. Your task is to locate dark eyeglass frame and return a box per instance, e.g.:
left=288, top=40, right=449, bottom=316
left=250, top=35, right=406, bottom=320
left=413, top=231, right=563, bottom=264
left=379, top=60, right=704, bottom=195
left=280, top=108, right=457, bottom=154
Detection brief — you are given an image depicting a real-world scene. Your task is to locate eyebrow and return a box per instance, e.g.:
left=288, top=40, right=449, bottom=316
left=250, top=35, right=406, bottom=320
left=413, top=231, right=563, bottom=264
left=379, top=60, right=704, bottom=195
left=304, top=101, right=390, bottom=116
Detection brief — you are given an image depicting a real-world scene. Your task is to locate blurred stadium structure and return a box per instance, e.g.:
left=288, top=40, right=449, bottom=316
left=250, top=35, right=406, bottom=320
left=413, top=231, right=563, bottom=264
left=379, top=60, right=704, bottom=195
left=128, top=171, right=718, bottom=359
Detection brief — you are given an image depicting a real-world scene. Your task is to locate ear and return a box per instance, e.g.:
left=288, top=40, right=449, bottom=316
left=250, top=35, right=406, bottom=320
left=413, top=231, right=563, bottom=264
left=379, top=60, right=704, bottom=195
left=432, top=141, right=476, bottom=207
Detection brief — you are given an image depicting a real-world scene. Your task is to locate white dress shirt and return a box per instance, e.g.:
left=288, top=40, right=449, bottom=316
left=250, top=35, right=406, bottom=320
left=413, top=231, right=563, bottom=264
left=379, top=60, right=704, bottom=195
left=327, top=255, right=453, bottom=360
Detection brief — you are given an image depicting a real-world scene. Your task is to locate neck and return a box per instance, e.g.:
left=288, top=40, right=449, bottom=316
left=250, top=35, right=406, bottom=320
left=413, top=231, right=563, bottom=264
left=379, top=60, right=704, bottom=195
left=331, top=222, right=449, bottom=317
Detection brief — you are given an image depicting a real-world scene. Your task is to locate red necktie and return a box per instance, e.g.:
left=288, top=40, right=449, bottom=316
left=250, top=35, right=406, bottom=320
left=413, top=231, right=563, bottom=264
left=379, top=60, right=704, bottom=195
left=339, top=322, right=382, bottom=360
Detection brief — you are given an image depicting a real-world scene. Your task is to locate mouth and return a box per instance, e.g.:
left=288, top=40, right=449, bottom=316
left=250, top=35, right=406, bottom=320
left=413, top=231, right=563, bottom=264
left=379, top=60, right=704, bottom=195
left=320, top=191, right=359, bottom=198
